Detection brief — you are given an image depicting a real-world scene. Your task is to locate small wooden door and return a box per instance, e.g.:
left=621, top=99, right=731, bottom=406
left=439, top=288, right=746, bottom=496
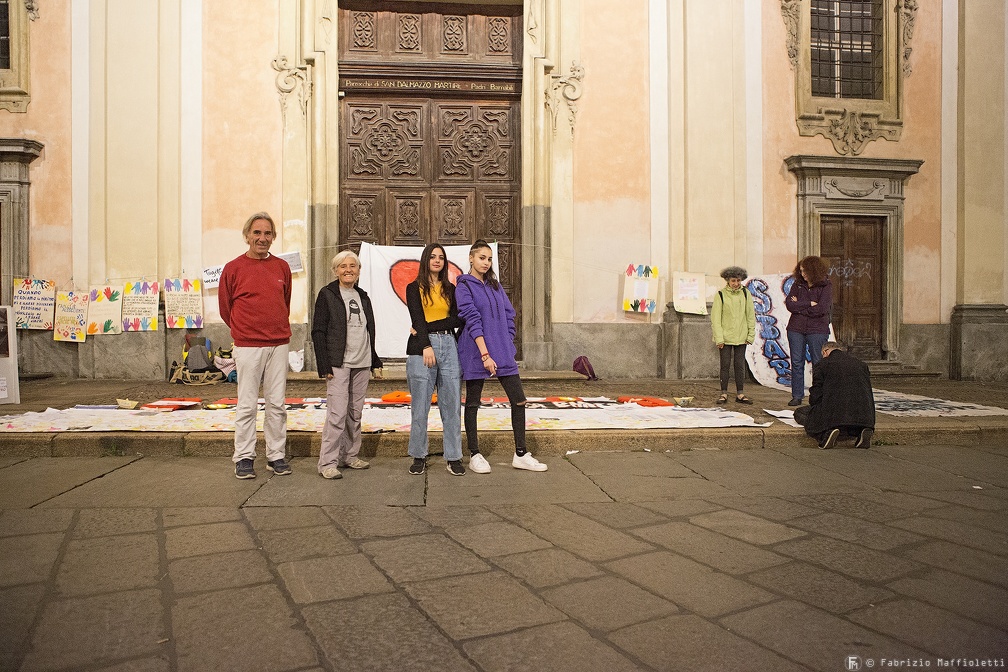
left=820, top=215, right=885, bottom=359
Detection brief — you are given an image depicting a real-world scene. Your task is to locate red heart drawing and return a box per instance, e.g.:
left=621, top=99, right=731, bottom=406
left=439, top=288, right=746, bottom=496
left=389, top=259, right=464, bottom=305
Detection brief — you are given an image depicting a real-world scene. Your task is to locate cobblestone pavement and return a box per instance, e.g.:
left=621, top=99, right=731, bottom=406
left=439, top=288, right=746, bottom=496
left=1, top=441, right=1006, bottom=672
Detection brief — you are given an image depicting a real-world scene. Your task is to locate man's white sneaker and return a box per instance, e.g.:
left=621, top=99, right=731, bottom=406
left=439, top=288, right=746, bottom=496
left=512, top=452, right=547, bottom=472
left=469, top=453, right=492, bottom=474
left=320, top=466, right=343, bottom=479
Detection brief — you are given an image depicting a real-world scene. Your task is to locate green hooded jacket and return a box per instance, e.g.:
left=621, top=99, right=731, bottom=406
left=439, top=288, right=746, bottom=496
left=711, top=285, right=756, bottom=346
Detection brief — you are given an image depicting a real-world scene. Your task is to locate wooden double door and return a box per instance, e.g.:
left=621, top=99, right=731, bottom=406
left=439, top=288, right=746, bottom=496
left=337, top=2, right=524, bottom=351
left=339, top=97, right=522, bottom=347
left=820, top=215, right=886, bottom=360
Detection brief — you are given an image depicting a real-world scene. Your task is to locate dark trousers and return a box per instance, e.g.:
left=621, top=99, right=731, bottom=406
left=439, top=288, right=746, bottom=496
left=793, top=406, right=867, bottom=442
left=464, top=374, right=526, bottom=455
left=719, top=344, right=747, bottom=393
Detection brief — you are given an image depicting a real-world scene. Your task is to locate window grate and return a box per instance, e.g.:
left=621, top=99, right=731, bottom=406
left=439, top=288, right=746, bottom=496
left=810, top=0, right=883, bottom=99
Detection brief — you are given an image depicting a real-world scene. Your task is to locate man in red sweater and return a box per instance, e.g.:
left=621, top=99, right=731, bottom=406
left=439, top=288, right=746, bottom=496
left=219, top=212, right=293, bottom=479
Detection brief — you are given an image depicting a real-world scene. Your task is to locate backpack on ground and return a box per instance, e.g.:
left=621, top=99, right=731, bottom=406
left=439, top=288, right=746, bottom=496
left=573, top=355, right=599, bottom=381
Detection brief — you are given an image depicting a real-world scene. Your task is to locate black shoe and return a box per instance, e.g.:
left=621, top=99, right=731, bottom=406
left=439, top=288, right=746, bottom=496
left=855, top=428, right=873, bottom=449
left=409, top=458, right=426, bottom=475
left=447, top=460, right=466, bottom=476
left=267, top=458, right=292, bottom=475
left=788, top=398, right=802, bottom=407
left=818, top=428, right=840, bottom=450
left=235, top=458, right=256, bottom=479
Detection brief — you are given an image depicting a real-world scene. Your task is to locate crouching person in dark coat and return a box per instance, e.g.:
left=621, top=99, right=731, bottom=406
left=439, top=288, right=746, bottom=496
left=794, top=342, right=875, bottom=449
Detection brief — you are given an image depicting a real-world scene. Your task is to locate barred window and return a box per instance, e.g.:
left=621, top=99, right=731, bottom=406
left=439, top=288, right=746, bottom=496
left=0, top=1, right=11, bottom=70
left=810, top=0, right=883, bottom=99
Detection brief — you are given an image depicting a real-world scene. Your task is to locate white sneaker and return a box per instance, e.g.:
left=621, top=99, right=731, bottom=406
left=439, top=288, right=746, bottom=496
left=512, top=452, right=548, bottom=472
left=469, top=453, right=492, bottom=474
left=320, top=466, right=343, bottom=479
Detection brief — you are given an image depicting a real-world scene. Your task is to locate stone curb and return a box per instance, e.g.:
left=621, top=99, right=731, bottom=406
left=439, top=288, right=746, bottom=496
left=0, top=423, right=988, bottom=457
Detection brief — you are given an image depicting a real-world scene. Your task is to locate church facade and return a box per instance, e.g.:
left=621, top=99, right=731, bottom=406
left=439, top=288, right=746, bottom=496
left=1, top=0, right=1005, bottom=380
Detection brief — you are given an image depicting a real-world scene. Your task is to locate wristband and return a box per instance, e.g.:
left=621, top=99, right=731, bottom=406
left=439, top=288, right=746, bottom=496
left=481, top=353, right=490, bottom=361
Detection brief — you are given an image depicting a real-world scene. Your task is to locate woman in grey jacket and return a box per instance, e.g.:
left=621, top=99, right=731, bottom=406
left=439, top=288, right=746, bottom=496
left=311, top=250, right=383, bottom=480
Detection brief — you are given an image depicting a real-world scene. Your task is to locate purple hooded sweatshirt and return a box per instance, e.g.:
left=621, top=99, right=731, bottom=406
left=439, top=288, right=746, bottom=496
left=455, top=273, right=518, bottom=380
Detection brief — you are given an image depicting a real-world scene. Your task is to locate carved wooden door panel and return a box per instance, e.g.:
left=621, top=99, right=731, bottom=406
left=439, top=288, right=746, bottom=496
left=432, top=101, right=521, bottom=335
left=820, top=215, right=885, bottom=359
left=339, top=97, right=522, bottom=350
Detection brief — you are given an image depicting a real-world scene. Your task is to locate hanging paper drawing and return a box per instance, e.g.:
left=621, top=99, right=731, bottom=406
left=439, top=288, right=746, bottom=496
left=164, top=278, right=204, bottom=329
left=622, top=264, right=660, bottom=313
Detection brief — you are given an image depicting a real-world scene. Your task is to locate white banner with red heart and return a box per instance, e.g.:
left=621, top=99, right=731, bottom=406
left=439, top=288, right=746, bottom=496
left=357, top=242, right=498, bottom=359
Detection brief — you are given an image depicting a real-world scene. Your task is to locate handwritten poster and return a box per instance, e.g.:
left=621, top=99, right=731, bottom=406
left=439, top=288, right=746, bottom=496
left=672, top=271, right=708, bottom=316
left=122, top=280, right=160, bottom=332
left=87, top=285, right=124, bottom=335
left=622, top=264, right=660, bottom=313
left=54, top=291, right=89, bottom=342
left=13, top=277, right=56, bottom=330
left=164, top=278, right=204, bottom=328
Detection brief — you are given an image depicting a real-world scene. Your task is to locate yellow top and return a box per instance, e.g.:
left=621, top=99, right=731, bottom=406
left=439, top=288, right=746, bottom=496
left=422, top=284, right=450, bottom=323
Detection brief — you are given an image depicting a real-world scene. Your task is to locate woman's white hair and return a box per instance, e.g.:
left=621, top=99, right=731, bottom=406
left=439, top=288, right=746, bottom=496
left=331, top=250, right=361, bottom=274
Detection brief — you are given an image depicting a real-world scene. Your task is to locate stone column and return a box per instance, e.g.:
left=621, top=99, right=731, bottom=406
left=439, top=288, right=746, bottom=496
left=952, top=0, right=1008, bottom=380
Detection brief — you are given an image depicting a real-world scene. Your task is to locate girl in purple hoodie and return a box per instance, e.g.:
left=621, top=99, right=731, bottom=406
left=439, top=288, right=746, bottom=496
left=455, top=240, right=547, bottom=472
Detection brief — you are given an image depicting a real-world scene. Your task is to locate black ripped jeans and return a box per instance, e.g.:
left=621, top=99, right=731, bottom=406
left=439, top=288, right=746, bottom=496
left=464, top=375, right=527, bottom=456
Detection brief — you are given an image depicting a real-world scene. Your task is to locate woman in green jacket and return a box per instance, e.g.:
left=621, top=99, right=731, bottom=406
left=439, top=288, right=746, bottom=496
left=711, top=266, right=756, bottom=404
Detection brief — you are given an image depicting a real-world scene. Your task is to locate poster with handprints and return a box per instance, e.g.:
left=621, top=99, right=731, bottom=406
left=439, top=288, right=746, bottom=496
left=54, top=291, right=90, bottom=342
left=86, top=285, right=124, bottom=335
left=622, top=264, right=660, bottom=313
left=12, top=277, right=56, bottom=330
left=122, top=280, right=160, bottom=332
left=164, top=278, right=204, bottom=329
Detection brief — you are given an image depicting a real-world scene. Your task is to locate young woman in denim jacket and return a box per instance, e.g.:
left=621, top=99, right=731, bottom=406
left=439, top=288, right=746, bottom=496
left=404, top=243, right=469, bottom=477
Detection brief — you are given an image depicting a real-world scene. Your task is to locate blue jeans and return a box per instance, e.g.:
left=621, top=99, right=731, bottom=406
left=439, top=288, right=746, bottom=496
left=407, top=333, right=462, bottom=461
left=788, top=330, right=828, bottom=401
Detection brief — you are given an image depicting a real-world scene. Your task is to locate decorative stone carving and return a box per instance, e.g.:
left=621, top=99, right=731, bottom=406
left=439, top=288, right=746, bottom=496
left=810, top=108, right=901, bottom=156
left=781, top=0, right=800, bottom=69
left=900, top=0, right=918, bottom=76
left=547, top=62, right=584, bottom=137
left=352, top=11, right=377, bottom=50
left=488, top=17, right=510, bottom=54
left=25, top=0, right=38, bottom=21
left=398, top=14, right=422, bottom=52
left=319, top=0, right=334, bottom=44
left=527, top=2, right=538, bottom=44
left=443, top=15, right=467, bottom=52
left=272, top=55, right=311, bottom=122
left=823, top=178, right=886, bottom=200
